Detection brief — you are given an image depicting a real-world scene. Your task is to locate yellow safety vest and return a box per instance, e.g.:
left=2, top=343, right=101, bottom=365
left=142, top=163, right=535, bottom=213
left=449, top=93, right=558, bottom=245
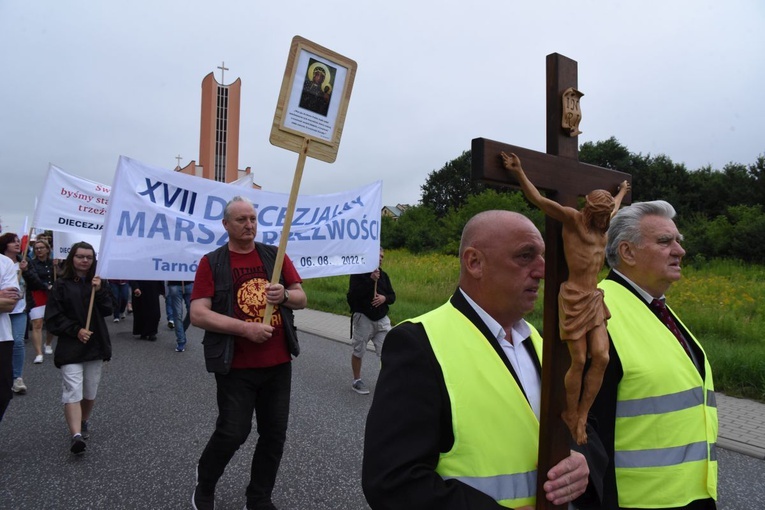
left=599, top=280, right=718, bottom=508
left=413, top=301, right=543, bottom=508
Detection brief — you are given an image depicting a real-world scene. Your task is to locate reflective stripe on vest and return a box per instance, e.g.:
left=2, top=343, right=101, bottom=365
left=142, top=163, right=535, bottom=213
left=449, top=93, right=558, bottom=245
left=445, top=471, right=536, bottom=502
left=616, top=441, right=708, bottom=468
left=600, top=280, right=718, bottom=507
left=413, top=301, right=543, bottom=508
left=617, top=387, right=717, bottom=418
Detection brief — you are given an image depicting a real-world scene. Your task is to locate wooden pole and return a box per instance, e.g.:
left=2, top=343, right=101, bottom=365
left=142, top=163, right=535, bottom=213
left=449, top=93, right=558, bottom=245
left=536, top=52, right=580, bottom=510
left=85, top=286, right=96, bottom=332
left=263, top=137, right=310, bottom=326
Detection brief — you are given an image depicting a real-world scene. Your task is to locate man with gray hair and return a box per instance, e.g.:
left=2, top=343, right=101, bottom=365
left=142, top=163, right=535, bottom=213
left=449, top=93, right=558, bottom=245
left=190, top=196, right=307, bottom=510
left=588, top=200, right=718, bottom=509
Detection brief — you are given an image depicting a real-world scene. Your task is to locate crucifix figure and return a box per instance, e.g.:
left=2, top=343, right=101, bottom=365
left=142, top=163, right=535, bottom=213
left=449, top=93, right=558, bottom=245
left=501, top=151, right=629, bottom=445
left=472, top=53, right=631, bottom=509
left=217, top=61, right=229, bottom=84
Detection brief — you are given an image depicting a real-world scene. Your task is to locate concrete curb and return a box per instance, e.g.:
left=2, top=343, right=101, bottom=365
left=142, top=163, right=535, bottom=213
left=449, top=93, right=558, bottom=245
left=294, top=308, right=765, bottom=459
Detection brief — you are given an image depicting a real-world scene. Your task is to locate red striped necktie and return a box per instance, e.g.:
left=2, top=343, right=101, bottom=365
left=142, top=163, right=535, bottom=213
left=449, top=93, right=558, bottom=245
left=650, top=298, right=692, bottom=357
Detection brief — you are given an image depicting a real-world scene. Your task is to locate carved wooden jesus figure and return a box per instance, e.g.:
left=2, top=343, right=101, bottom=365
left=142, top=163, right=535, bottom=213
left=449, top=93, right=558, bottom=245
left=501, top=151, right=629, bottom=445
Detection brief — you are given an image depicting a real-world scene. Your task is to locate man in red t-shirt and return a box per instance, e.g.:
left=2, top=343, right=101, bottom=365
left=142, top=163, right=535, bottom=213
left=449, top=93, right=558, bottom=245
left=190, top=196, right=307, bottom=510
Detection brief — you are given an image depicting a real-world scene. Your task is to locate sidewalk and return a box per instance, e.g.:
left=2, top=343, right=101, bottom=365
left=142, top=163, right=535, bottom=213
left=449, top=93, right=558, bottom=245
left=294, top=308, right=765, bottom=460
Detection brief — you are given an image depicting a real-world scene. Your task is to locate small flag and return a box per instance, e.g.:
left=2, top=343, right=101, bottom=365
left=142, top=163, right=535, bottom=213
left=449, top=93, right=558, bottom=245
left=19, top=216, right=29, bottom=256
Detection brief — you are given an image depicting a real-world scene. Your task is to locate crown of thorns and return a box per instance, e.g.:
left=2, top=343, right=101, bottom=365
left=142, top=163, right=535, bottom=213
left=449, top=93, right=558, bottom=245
left=585, top=190, right=614, bottom=214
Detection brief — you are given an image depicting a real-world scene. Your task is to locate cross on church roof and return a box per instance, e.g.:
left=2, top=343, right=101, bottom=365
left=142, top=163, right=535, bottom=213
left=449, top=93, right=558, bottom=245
left=175, top=154, right=182, bottom=167
left=217, top=61, right=229, bottom=84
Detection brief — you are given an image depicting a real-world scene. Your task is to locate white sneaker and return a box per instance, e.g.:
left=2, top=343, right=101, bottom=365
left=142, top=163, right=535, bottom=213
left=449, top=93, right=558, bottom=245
left=33, top=354, right=43, bottom=364
left=113, top=317, right=120, bottom=323
left=44, top=345, right=53, bottom=355
left=12, top=377, right=27, bottom=394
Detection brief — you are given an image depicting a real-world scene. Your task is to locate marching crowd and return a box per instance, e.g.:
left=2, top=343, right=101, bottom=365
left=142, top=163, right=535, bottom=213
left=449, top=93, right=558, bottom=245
left=0, top=232, right=194, bottom=429
left=0, top=191, right=718, bottom=509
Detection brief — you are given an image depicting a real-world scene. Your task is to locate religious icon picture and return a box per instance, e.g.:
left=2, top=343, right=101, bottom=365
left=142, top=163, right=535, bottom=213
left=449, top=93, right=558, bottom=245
left=270, top=36, right=357, bottom=163
left=299, top=58, right=337, bottom=117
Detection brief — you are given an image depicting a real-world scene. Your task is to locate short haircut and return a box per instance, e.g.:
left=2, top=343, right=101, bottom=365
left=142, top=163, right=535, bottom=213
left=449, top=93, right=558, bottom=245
left=0, top=232, right=20, bottom=256
left=223, top=196, right=255, bottom=221
left=605, top=200, right=676, bottom=268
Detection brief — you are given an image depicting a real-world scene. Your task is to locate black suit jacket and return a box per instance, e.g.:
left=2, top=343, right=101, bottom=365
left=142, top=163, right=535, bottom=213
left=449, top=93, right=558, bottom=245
left=581, top=271, right=715, bottom=510
left=362, top=289, right=606, bottom=509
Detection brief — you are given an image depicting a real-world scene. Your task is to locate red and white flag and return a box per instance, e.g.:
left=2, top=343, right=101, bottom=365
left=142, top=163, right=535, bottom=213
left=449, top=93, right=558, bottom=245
left=19, top=216, right=29, bottom=256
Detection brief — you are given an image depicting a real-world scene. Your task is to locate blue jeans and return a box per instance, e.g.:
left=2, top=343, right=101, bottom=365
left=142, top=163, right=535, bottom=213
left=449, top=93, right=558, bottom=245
left=10, top=313, right=26, bottom=379
left=197, top=363, right=292, bottom=507
left=109, top=282, right=130, bottom=319
left=166, top=283, right=193, bottom=347
left=165, top=286, right=175, bottom=324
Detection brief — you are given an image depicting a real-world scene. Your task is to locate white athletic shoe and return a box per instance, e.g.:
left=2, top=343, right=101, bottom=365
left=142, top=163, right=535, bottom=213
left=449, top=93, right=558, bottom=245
left=12, top=377, right=27, bottom=394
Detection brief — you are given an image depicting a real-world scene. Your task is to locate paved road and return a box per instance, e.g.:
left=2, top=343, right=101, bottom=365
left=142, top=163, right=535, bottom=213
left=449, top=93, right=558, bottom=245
left=0, top=318, right=375, bottom=509
left=1, top=316, right=763, bottom=509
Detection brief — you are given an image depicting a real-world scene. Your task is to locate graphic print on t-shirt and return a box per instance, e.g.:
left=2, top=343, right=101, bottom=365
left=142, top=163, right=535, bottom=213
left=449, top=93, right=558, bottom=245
left=231, top=264, right=283, bottom=328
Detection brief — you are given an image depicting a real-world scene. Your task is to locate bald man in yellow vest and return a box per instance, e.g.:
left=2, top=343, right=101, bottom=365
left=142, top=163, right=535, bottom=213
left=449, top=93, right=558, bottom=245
left=363, top=210, right=606, bottom=509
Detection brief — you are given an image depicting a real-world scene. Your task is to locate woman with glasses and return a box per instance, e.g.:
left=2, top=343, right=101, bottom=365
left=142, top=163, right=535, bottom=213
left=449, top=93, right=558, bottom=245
left=0, top=233, right=28, bottom=394
left=44, top=242, right=113, bottom=454
left=21, top=238, right=55, bottom=363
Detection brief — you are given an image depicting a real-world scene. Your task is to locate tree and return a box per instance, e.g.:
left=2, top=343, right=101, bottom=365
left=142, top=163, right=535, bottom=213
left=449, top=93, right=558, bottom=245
left=579, top=137, right=635, bottom=171
left=686, top=166, right=728, bottom=218
left=748, top=155, right=765, bottom=206
left=440, top=189, right=544, bottom=255
left=580, top=137, right=691, bottom=206
left=413, top=141, right=765, bottom=261
left=727, top=205, right=765, bottom=263
left=420, top=151, right=486, bottom=218
left=380, top=215, right=403, bottom=250
left=392, top=205, right=446, bottom=254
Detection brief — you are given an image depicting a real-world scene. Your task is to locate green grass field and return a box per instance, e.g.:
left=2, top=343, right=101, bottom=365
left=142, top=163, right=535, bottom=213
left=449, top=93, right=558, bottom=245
left=302, top=251, right=765, bottom=402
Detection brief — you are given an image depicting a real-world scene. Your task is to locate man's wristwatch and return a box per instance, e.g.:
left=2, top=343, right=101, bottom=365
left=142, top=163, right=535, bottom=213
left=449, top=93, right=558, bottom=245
left=281, top=289, right=290, bottom=304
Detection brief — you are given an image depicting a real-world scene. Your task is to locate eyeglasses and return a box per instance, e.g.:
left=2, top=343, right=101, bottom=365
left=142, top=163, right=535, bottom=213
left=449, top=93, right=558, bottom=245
left=34, top=246, right=47, bottom=251
left=73, top=255, right=94, bottom=261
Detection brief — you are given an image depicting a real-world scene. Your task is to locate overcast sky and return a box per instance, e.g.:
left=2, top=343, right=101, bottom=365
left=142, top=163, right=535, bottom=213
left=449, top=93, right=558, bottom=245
left=1, top=1, right=763, bottom=234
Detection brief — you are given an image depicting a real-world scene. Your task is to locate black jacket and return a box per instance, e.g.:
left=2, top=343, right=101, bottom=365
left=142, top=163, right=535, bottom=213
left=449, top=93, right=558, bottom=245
left=45, top=277, right=114, bottom=368
left=581, top=270, right=715, bottom=510
left=347, top=269, right=396, bottom=321
left=362, top=290, right=605, bottom=509
left=22, top=257, right=54, bottom=310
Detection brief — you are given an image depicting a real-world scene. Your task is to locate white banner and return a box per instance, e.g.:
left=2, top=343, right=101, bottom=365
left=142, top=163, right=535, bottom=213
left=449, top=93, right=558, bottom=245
left=231, top=172, right=255, bottom=187
left=97, top=156, right=381, bottom=280
left=32, top=164, right=111, bottom=235
left=52, top=231, right=101, bottom=259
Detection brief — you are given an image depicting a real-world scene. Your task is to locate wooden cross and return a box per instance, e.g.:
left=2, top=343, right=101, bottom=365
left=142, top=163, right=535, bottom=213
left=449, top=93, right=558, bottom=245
left=471, top=53, right=631, bottom=510
left=217, top=61, right=229, bottom=84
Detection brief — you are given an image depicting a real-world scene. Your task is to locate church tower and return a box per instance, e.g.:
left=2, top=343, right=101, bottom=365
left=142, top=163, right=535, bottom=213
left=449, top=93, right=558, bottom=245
left=176, top=63, right=255, bottom=186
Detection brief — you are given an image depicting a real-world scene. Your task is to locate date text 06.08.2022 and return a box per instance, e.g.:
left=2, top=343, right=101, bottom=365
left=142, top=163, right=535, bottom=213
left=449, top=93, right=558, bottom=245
left=297, top=254, right=365, bottom=268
